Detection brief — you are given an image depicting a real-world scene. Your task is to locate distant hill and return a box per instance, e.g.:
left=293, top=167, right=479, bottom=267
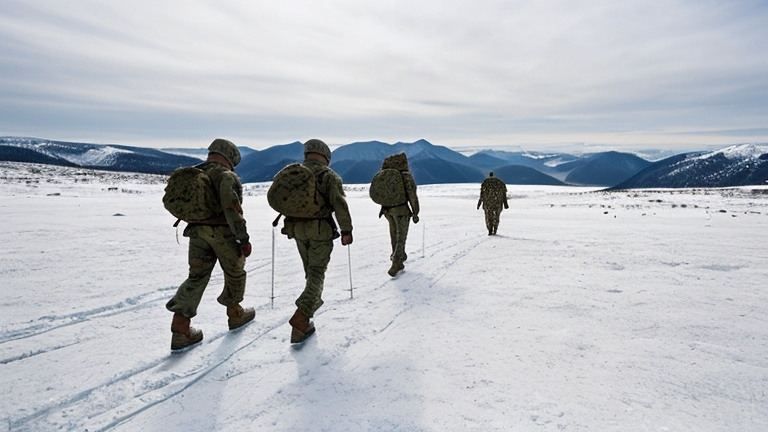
left=329, top=139, right=485, bottom=184
left=3, top=136, right=768, bottom=188
left=492, top=165, right=565, bottom=186
left=562, top=151, right=652, bottom=186
left=0, top=137, right=201, bottom=175
left=236, top=142, right=303, bottom=183
left=611, top=144, right=768, bottom=189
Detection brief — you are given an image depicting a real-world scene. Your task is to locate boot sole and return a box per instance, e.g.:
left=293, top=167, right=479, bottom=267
left=290, top=323, right=316, bottom=343
left=171, top=332, right=204, bottom=351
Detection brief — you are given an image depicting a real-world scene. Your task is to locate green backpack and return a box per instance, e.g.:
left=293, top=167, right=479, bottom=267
left=369, top=168, right=407, bottom=207
left=163, top=165, right=219, bottom=223
left=267, top=163, right=327, bottom=218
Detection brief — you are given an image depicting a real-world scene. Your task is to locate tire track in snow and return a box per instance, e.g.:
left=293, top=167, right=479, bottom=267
left=10, top=316, right=290, bottom=432
left=0, top=257, right=270, bottom=353
left=0, top=289, right=173, bottom=347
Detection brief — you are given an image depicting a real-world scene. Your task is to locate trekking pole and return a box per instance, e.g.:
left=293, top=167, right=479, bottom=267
left=422, top=220, right=426, bottom=258
left=347, top=244, right=354, bottom=299
left=271, top=225, right=275, bottom=309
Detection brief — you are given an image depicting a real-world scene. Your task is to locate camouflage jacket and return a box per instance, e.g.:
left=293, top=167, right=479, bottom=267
left=382, top=171, right=419, bottom=217
left=478, top=176, right=508, bottom=210
left=303, top=158, right=353, bottom=234
left=200, top=161, right=249, bottom=243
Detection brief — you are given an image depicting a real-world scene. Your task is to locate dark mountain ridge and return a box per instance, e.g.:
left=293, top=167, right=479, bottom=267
left=3, top=136, right=767, bottom=188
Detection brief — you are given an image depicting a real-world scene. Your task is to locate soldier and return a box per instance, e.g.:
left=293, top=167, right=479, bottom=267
left=378, top=153, right=420, bottom=277
left=283, top=139, right=353, bottom=343
left=477, top=172, right=509, bottom=235
left=166, top=138, right=256, bottom=351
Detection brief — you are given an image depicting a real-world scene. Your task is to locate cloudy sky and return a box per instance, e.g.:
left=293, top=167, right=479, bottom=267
left=1, top=0, right=767, bottom=151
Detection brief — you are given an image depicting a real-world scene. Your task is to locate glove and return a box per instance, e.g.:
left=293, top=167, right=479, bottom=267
left=240, top=242, right=252, bottom=258
left=412, top=215, right=419, bottom=224
left=504, top=202, right=509, bottom=209
left=341, top=233, right=353, bottom=245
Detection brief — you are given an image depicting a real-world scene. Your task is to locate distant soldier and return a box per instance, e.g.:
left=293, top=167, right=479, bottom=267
left=165, top=139, right=255, bottom=351
left=374, top=153, right=420, bottom=276
left=477, top=172, right=508, bottom=235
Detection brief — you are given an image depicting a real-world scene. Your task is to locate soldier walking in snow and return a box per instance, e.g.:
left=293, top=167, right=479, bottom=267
left=477, top=172, right=508, bottom=235
left=164, top=139, right=256, bottom=351
left=373, top=152, right=420, bottom=277
left=280, top=139, right=353, bottom=343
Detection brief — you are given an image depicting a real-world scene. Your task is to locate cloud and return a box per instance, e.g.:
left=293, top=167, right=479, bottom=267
left=1, top=0, right=767, bottom=150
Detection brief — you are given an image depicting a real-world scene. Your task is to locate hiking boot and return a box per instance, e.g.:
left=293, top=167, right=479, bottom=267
left=170, top=313, right=203, bottom=351
left=387, top=261, right=405, bottom=277
left=227, top=304, right=256, bottom=330
left=288, top=309, right=316, bottom=343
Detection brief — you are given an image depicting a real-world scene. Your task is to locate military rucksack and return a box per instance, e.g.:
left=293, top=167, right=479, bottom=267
left=369, top=168, right=407, bottom=207
left=163, top=165, right=219, bottom=222
left=267, top=163, right=328, bottom=218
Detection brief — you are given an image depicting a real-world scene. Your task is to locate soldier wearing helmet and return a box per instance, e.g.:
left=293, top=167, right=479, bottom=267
left=165, top=138, right=255, bottom=350
left=477, top=172, right=509, bottom=235
left=285, top=139, right=353, bottom=343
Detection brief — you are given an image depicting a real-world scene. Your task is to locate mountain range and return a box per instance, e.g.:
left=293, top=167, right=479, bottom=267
left=2, top=136, right=768, bottom=189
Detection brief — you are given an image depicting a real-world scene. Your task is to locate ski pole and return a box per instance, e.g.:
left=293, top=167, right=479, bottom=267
left=422, top=220, right=426, bottom=258
left=271, top=225, right=275, bottom=308
left=348, top=244, right=354, bottom=299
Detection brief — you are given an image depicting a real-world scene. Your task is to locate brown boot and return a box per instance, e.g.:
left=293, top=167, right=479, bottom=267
left=227, top=304, right=256, bottom=330
left=170, top=313, right=203, bottom=351
left=288, top=309, right=315, bottom=343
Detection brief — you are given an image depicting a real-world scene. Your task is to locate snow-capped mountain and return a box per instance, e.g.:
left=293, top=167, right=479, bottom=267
left=0, top=137, right=201, bottom=175
left=611, top=144, right=768, bottom=189
left=3, top=136, right=768, bottom=188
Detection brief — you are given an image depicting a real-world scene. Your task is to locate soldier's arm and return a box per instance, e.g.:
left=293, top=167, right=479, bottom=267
left=218, top=172, right=249, bottom=243
left=403, top=172, right=420, bottom=216
left=327, top=174, right=353, bottom=235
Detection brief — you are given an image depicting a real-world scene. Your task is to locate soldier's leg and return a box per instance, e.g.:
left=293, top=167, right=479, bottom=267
left=491, top=208, right=501, bottom=235
left=293, top=221, right=334, bottom=318
left=209, top=226, right=247, bottom=307
left=393, top=215, right=410, bottom=263
left=166, top=231, right=217, bottom=318
left=385, top=213, right=397, bottom=260
left=484, top=209, right=493, bottom=235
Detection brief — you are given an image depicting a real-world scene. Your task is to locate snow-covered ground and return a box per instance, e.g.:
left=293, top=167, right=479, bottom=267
left=1, top=162, right=767, bottom=432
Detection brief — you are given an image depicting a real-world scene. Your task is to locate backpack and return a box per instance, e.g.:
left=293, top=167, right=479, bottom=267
left=267, top=163, right=327, bottom=218
left=369, top=168, right=407, bottom=206
left=163, top=165, right=219, bottom=222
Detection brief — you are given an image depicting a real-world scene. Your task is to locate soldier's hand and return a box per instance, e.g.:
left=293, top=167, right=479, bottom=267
left=240, top=242, right=252, bottom=258
left=504, top=203, right=509, bottom=209
left=341, top=233, right=353, bottom=246
left=412, top=215, right=419, bottom=224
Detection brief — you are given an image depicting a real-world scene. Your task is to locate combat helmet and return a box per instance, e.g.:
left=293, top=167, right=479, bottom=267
left=208, top=138, right=241, bottom=168
left=304, top=139, right=332, bottom=163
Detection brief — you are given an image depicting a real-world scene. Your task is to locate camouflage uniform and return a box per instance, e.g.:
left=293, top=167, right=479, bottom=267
left=282, top=146, right=353, bottom=319
left=379, top=153, right=420, bottom=276
left=477, top=173, right=508, bottom=235
left=166, top=141, right=250, bottom=318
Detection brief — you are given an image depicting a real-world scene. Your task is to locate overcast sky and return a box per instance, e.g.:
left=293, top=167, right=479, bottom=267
left=1, top=0, right=767, bottom=151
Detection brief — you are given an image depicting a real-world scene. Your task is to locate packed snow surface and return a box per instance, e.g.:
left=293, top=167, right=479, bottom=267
left=1, top=162, right=767, bottom=431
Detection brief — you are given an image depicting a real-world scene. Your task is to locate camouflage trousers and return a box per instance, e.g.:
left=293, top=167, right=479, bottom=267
left=385, top=213, right=411, bottom=264
left=292, top=219, right=334, bottom=318
left=166, top=225, right=246, bottom=318
left=484, top=206, right=502, bottom=234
